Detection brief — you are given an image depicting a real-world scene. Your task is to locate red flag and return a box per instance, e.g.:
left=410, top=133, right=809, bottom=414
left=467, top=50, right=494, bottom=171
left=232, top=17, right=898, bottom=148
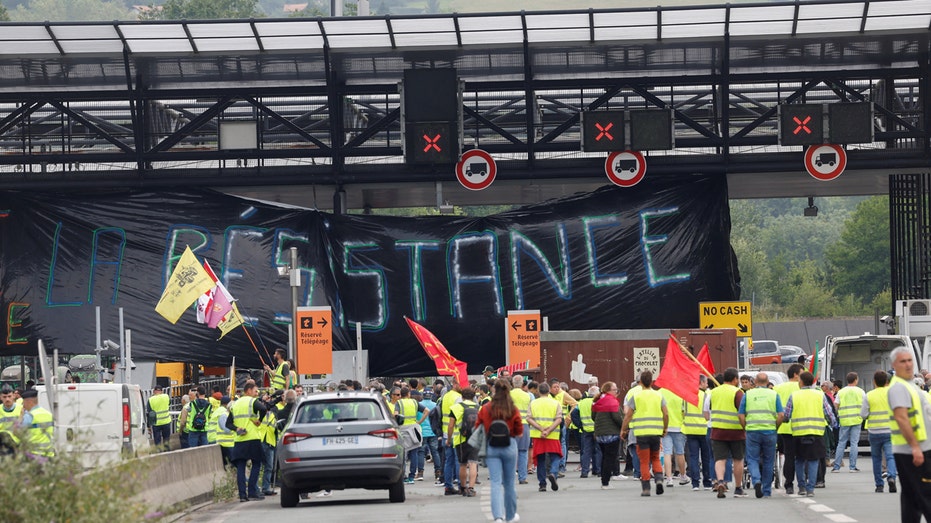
left=696, top=343, right=716, bottom=376
left=654, top=337, right=702, bottom=407
left=404, top=317, right=469, bottom=388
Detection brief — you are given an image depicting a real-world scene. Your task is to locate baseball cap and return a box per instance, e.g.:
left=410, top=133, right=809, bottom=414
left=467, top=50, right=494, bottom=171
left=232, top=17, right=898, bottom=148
left=483, top=365, right=495, bottom=373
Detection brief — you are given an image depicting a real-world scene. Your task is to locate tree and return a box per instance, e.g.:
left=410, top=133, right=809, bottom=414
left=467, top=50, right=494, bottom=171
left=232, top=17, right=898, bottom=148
left=825, top=195, right=890, bottom=307
left=148, top=0, right=260, bottom=20
left=0, top=4, right=9, bottom=21
left=11, top=0, right=132, bottom=21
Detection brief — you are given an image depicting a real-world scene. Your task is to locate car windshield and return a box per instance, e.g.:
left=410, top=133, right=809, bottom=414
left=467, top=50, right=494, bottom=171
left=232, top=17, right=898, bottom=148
left=294, top=399, right=383, bottom=423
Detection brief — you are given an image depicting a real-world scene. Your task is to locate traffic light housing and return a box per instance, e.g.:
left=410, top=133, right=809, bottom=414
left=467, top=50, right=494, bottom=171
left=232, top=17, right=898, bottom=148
left=581, top=110, right=625, bottom=152
left=778, top=103, right=824, bottom=146
left=829, top=102, right=874, bottom=144
left=629, top=109, right=674, bottom=151
left=402, top=69, right=462, bottom=165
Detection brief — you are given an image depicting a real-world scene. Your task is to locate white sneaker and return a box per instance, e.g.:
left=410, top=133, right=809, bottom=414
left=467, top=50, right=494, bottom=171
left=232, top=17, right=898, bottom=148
left=601, top=484, right=615, bottom=490
left=692, top=486, right=700, bottom=491
left=612, top=474, right=626, bottom=480
left=506, top=514, right=520, bottom=523
left=494, top=519, right=505, bottom=523
left=316, top=491, right=332, bottom=497
left=665, top=479, right=674, bottom=487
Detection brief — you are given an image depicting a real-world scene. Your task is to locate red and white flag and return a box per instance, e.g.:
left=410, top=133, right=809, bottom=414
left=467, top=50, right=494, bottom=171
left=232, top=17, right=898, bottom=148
left=197, top=261, right=236, bottom=328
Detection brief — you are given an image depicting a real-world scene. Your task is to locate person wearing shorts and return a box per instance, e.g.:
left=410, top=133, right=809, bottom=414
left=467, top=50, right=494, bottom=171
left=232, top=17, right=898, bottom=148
left=707, top=368, right=747, bottom=498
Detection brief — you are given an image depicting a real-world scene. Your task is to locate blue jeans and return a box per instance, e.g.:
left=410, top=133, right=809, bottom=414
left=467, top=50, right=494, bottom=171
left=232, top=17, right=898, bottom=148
left=536, top=451, right=562, bottom=486
left=746, top=431, right=777, bottom=495
left=423, top=436, right=442, bottom=475
left=833, top=424, right=861, bottom=470
left=516, top=427, right=530, bottom=482
left=151, top=424, right=171, bottom=451
left=187, top=431, right=208, bottom=448
left=487, top=438, right=518, bottom=521
left=559, top=425, right=568, bottom=471
left=686, top=433, right=713, bottom=488
left=579, top=431, right=601, bottom=475
left=261, top=442, right=276, bottom=492
left=444, top=442, right=459, bottom=489
left=627, top=443, right=640, bottom=475
left=869, top=432, right=896, bottom=486
left=233, top=440, right=264, bottom=499
left=796, top=458, right=819, bottom=493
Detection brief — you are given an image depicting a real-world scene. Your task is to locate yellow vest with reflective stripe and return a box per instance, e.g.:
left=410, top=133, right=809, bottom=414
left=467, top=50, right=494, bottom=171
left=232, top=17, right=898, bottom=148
left=271, top=361, right=288, bottom=391
left=231, top=396, right=261, bottom=443
left=773, top=381, right=799, bottom=434
left=441, top=390, right=462, bottom=432
left=510, top=389, right=530, bottom=425
left=659, top=388, right=684, bottom=431
left=837, top=386, right=865, bottom=427
left=578, top=397, right=595, bottom=433
left=682, top=389, right=708, bottom=435
left=0, top=403, right=22, bottom=431
left=865, top=387, right=891, bottom=431
left=450, top=400, right=478, bottom=445
left=148, top=393, right=171, bottom=426
left=630, top=388, right=665, bottom=436
left=890, top=376, right=927, bottom=445
left=213, top=406, right=235, bottom=448
left=790, top=388, right=826, bottom=437
left=710, top=384, right=742, bottom=430
left=26, top=406, right=55, bottom=457
left=397, top=398, right=420, bottom=426
left=744, top=387, right=778, bottom=432
left=529, top=395, right=560, bottom=440
left=261, top=409, right=278, bottom=446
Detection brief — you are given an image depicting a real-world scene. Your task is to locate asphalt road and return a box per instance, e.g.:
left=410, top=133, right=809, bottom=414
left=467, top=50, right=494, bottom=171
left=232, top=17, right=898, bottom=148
left=179, top=452, right=900, bottom=523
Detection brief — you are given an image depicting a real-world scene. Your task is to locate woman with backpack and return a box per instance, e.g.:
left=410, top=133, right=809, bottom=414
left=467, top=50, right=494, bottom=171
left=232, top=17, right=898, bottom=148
left=476, top=378, right=523, bottom=523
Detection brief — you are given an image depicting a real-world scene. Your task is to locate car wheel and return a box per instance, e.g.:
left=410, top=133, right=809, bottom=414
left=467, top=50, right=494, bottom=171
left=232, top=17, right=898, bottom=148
left=280, top=483, right=299, bottom=508
left=388, top=476, right=406, bottom=503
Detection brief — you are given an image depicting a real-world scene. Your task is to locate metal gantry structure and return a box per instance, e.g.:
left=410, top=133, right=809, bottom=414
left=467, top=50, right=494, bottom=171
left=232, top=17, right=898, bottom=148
left=0, top=0, right=930, bottom=210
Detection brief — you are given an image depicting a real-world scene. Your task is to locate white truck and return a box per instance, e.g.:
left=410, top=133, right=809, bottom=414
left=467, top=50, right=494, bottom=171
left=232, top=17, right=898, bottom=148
left=37, top=383, right=150, bottom=468
left=820, top=333, right=916, bottom=390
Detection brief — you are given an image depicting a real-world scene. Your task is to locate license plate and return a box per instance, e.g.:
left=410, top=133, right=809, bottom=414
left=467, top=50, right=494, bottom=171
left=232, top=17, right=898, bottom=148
left=323, top=436, right=359, bottom=445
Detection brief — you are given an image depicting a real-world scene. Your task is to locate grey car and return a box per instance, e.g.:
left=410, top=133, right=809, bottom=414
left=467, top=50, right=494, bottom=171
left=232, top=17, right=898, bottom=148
left=276, top=391, right=407, bottom=507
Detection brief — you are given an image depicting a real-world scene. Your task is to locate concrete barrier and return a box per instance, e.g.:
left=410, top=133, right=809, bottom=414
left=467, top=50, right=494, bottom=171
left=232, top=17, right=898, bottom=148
left=133, top=444, right=226, bottom=513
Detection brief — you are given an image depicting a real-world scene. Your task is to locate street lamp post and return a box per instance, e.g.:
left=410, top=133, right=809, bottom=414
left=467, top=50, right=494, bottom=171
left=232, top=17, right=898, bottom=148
left=289, top=246, right=300, bottom=374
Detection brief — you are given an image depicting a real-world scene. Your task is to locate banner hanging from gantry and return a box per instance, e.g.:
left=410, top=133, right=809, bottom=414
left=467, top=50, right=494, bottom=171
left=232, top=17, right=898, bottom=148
left=0, top=174, right=739, bottom=376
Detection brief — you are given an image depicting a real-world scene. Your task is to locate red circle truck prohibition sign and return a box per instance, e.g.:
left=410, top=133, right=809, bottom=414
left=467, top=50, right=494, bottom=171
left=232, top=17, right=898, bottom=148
left=804, top=144, right=847, bottom=181
left=456, top=149, right=497, bottom=190
left=605, top=150, right=646, bottom=187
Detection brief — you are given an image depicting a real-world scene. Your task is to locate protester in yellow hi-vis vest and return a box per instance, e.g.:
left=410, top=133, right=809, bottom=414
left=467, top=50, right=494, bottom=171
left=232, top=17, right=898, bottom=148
left=16, top=389, right=54, bottom=459
left=263, top=348, right=290, bottom=392
left=259, top=389, right=284, bottom=497
left=576, top=386, right=601, bottom=478
left=212, top=395, right=235, bottom=468
left=226, top=380, right=268, bottom=503
left=528, top=382, right=563, bottom=493
left=784, top=371, right=838, bottom=498
left=683, top=375, right=713, bottom=490
left=448, top=387, right=479, bottom=497
left=774, top=363, right=804, bottom=495
left=0, top=385, right=22, bottom=454
left=738, top=372, right=784, bottom=498
left=860, top=370, right=896, bottom=493
left=659, top=386, right=688, bottom=488
left=147, top=385, right=172, bottom=452
left=888, top=346, right=931, bottom=522
left=395, top=386, right=427, bottom=484
left=707, top=367, right=746, bottom=498
left=832, top=371, right=865, bottom=472
left=509, top=375, right=533, bottom=485
left=622, top=371, right=668, bottom=497
left=440, top=380, right=463, bottom=495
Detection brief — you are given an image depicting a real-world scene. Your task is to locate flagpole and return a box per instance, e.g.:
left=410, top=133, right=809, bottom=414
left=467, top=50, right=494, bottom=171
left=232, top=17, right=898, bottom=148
left=239, top=323, right=270, bottom=368
left=233, top=302, right=274, bottom=363
left=669, top=334, right=720, bottom=387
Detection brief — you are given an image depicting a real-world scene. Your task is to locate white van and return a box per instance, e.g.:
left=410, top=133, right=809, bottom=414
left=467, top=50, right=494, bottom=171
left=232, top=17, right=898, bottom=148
left=37, top=383, right=150, bottom=468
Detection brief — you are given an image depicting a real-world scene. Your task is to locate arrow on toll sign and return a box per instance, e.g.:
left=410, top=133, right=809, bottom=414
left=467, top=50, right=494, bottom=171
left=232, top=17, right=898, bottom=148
left=511, top=321, right=521, bottom=331
left=318, top=317, right=328, bottom=328
left=737, top=323, right=748, bottom=333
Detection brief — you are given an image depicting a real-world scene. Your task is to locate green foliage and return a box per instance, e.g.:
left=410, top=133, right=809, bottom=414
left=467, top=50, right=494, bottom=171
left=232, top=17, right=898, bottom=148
left=147, top=0, right=260, bottom=20
left=212, top=465, right=238, bottom=501
left=0, top=4, right=9, bottom=21
left=0, top=445, right=148, bottom=523
left=10, top=0, right=132, bottom=22
left=825, top=195, right=890, bottom=307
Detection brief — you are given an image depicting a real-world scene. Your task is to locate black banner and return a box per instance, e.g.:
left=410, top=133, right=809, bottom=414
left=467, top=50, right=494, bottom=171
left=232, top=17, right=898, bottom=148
left=0, top=174, right=739, bottom=376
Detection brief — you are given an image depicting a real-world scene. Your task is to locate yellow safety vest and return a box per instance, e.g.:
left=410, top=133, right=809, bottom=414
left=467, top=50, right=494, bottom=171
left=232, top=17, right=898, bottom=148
left=790, top=388, right=826, bottom=437
left=25, top=406, right=55, bottom=457
left=890, top=376, right=927, bottom=445
left=529, top=395, right=560, bottom=440
left=630, top=388, right=665, bottom=437
left=682, top=389, right=708, bottom=436
left=397, top=398, right=420, bottom=426
left=578, top=397, right=595, bottom=433
left=773, top=381, right=799, bottom=435
left=148, top=393, right=171, bottom=426
left=441, top=390, right=462, bottom=432
left=865, top=387, right=891, bottom=432
left=710, top=383, right=742, bottom=430
left=744, top=387, right=778, bottom=432
left=659, top=388, right=684, bottom=431
left=510, top=388, right=530, bottom=425
left=185, top=399, right=211, bottom=433
left=213, top=406, right=235, bottom=448
left=261, top=409, right=278, bottom=446
left=450, top=400, right=478, bottom=446
left=231, top=396, right=261, bottom=443
left=0, top=403, right=23, bottom=431
left=271, top=361, right=288, bottom=391
left=837, top=386, right=865, bottom=427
